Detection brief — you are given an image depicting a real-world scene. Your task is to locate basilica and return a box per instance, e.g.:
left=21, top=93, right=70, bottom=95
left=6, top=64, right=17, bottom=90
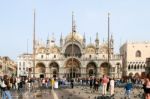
left=17, top=15, right=122, bottom=79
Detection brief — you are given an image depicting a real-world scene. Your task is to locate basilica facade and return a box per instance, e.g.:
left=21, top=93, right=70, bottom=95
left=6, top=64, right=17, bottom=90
left=17, top=31, right=122, bottom=79
left=17, top=15, right=122, bottom=79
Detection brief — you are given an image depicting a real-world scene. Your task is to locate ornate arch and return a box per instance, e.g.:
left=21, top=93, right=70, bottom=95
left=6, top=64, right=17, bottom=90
left=35, top=62, right=46, bottom=74
left=49, top=61, right=59, bottom=78
left=86, top=61, right=97, bottom=77
left=65, top=58, right=81, bottom=78
left=64, top=44, right=82, bottom=58
left=100, top=62, right=111, bottom=76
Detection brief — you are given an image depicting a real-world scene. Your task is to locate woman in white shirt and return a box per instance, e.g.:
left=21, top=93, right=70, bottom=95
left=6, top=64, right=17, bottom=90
left=110, top=78, right=115, bottom=96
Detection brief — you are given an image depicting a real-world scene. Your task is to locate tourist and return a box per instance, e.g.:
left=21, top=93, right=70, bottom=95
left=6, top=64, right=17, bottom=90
left=89, top=77, right=93, bottom=89
left=102, top=75, right=109, bottom=95
left=2, top=75, right=12, bottom=99
left=70, top=78, right=74, bottom=89
left=110, top=78, right=115, bottom=96
left=124, top=79, right=133, bottom=99
left=145, top=77, right=150, bottom=99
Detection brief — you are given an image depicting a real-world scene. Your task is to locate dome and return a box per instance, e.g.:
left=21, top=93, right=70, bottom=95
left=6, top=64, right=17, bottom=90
left=48, top=45, right=60, bottom=54
left=36, top=47, right=46, bottom=53
left=65, top=32, right=83, bottom=43
left=85, top=44, right=96, bottom=54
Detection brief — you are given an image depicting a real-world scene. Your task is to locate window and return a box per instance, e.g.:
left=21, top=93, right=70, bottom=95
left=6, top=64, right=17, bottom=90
left=137, top=65, right=139, bottom=69
left=89, top=55, right=92, bottom=59
left=41, top=55, right=44, bottom=59
left=19, top=62, right=21, bottom=66
left=128, top=65, right=130, bottom=70
left=23, top=62, right=25, bottom=67
left=136, top=50, right=141, bottom=57
left=26, top=67, right=28, bottom=71
left=134, top=66, right=136, bottom=70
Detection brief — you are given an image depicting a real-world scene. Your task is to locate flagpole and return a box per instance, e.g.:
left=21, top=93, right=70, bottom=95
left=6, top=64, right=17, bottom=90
left=33, top=9, right=36, bottom=78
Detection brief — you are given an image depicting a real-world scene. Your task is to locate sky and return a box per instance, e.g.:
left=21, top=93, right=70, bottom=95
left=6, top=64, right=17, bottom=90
left=0, top=0, right=150, bottom=60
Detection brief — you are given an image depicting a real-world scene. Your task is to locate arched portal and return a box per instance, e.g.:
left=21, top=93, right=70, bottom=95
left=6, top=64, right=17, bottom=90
left=35, top=63, right=46, bottom=78
left=86, top=62, right=97, bottom=77
left=100, top=62, right=110, bottom=76
left=65, top=58, right=81, bottom=79
left=65, top=44, right=82, bottom=58
left=49, top=62, right=59, bottom=78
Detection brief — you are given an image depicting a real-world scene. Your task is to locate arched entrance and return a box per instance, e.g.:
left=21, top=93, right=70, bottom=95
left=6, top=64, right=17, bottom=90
left=65, top=58, right=81, bottom=79
left=49, top=62, right=59, bottom=78
left=86, top=62, right=97, bottom=77
left=35, top=63, right=46, bottom=78
left=100, top=62, right=110, bottom=76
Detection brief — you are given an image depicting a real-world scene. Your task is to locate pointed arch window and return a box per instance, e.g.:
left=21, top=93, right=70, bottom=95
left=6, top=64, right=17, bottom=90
left=128, top=65, right=130, bottom=70
left=134, top=65, right=136, bottom=70
left=137, top=65, right=139, bottom=69
left=136, top=50, right=141, bottom=57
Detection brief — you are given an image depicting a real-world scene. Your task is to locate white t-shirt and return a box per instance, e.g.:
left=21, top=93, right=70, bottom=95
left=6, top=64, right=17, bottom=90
left=110, top=80, right=114, bottom=87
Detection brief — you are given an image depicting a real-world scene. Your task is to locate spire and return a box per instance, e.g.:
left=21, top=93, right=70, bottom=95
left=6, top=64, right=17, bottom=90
left=60, top=32, right=63, bottom=48
left=90, top=37, right=92, bottom=44
left=96, top=32, right=99, bottom=40
left=83, top=32, right=86, bottom=48
left=51, top=32, right=55, bottom=43
left=60, top=32, right=63, bottom=40
left=83, top=32, right=86, bottom=41
left=72, top=11, right=76, bottom=33
left=95, top=32, right=99, bottom=48
left=46, top=33, right=50, bottom=45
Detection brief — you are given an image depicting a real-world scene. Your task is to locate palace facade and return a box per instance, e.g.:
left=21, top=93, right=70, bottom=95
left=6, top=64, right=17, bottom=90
left=0, top=56, right=17, bottom=76
left=120, top=41, right=150, bottom=77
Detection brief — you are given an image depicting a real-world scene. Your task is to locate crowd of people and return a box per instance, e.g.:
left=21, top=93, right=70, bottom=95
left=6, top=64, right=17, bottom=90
left=0, top=74, right=150, bottom=99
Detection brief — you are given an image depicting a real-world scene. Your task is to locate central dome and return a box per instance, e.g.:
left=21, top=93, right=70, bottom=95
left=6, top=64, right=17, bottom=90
left=65, top=32, right=83, bottom=43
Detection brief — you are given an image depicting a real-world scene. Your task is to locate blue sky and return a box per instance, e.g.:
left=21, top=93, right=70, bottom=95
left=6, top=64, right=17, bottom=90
left=0, top=0, right=150, bottom=60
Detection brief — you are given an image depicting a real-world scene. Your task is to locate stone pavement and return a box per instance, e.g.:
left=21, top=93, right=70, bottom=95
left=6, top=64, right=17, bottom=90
left=54, top=85, right=144, bottom=99
left=1, top=85, right=144, bottom=99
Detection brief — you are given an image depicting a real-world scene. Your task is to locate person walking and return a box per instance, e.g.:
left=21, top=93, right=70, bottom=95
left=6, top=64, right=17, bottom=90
left=2, top=75, right=12, bottom=99
left=70, top=78, right=74, bottom=89
left=102, top=75, right=109, bottom=96
left=145, top=77, right=150, bottom=99
left=110, top=78, right=115, bottom=96
left=124, top=79, right=133, bottom=99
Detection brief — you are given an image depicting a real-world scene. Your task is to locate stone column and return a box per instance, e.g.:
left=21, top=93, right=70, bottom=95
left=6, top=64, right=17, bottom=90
left=81, top=67, right=86, bottom=78
left=59, top=67, right=64, bottom=79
